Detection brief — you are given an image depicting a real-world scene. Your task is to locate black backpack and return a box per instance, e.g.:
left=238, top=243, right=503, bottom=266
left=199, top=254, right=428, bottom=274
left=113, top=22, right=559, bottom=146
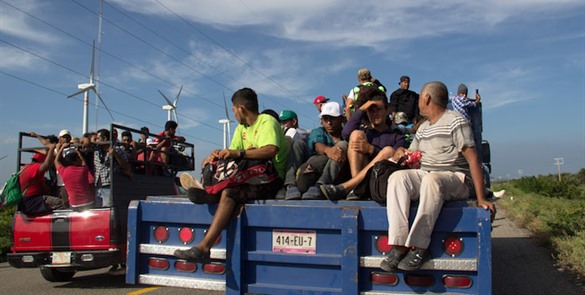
left=354, top=160, right=404, bottom=202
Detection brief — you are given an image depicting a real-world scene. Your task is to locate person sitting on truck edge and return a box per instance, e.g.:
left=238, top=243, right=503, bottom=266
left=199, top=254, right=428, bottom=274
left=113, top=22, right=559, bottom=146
left=174, top=87, right=288, bottom=263
left=17, top=136, right=66, bottom=215
left=389, top=75, right=419, bottom=124
left=93, top=129, right=131, bottom=207
left=322, top=86, right=404, bottom=200
left=285, top=102, right=350, bottom=200
left=277, top=109, right=311, bottom=199
left=55, top=142, right=95, bottom=210
left=380, top=81, right=496, bottom=272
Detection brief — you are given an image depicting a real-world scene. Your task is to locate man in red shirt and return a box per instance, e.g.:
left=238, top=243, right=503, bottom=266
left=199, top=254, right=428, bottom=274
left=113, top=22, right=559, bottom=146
left=18, top=145, right=65, bottom=215
left=55, top=143, right=95, bottom=210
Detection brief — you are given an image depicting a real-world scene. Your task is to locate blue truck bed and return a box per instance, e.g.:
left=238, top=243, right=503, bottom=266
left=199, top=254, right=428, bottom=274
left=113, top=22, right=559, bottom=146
left=126, top=197, right=491, bottom=294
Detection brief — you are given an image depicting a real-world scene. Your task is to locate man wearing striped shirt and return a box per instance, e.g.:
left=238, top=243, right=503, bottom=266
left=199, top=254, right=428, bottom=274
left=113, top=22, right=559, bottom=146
left=380, top=81, right=495, bottom=272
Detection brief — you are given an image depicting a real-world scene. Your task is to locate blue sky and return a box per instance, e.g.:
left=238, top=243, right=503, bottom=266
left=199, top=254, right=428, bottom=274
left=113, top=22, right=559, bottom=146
left=1, top=0, right=584, bottom=183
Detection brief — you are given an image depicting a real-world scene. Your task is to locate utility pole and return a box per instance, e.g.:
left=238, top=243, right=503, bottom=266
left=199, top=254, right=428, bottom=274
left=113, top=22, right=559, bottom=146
left=554, top=157, right=564, bottom=181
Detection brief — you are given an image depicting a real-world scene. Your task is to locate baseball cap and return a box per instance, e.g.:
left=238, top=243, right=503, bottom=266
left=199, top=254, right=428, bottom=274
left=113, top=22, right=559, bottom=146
left=399, top=76, right=410, bottom=84
left=147, top=138, right=157, bottom=145
left=320, top=102, right=342, bottom=118
left=58, top=129, right=71, bottom=138
left=32, top=152, right=47, bottom=162
left=279, top=110, right=297, bottom=121
left=394, top=112, right=408, bottom=125
left=313, top=95, right=329, bottom=105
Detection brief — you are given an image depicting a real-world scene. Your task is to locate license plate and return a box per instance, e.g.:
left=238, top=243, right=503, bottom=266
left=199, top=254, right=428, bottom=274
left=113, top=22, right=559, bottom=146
left=272, top=230, right=316, bottom=254
left=52, top=252, right=71, bottom=264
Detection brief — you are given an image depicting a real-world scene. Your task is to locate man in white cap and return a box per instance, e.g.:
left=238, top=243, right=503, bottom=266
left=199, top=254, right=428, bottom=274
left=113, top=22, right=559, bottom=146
left=286, top=102, right=350, bottom=200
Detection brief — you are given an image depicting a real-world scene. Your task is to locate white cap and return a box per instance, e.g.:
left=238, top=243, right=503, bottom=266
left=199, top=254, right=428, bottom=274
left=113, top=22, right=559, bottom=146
left=146, top=138, right=157, bottom=145
left=320, top=102, right=342, bottom=118
left=58, top=129, right=71, bottom=137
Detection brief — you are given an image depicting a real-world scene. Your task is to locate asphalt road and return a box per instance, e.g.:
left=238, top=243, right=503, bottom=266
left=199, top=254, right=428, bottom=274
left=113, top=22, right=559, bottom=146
left=1, top=206, right=583, bottom=295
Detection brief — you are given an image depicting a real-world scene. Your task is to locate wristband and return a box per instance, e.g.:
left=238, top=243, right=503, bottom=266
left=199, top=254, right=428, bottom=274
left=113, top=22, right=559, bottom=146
left=239, top=149, right=245, bottom=159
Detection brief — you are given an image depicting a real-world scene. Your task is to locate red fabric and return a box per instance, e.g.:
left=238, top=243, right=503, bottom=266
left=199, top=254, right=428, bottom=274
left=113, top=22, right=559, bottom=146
left=19, top=163, right=48, bottom=198
left=57, top=165, right=95, bottom=206
left=152, top=131, right=172, bottom=148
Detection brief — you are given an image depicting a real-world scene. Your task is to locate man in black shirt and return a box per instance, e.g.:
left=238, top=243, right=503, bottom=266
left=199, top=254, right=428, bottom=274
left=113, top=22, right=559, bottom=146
left=389, top=75, right=419, bottom=124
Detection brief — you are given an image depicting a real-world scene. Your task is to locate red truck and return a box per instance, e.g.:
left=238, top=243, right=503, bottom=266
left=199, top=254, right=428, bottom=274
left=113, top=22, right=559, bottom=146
left=8, top=125, right=194, bottom=282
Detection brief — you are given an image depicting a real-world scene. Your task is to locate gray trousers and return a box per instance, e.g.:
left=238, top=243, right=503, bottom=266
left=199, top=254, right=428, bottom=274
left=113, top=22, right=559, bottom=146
left=284, top=138, right=311, bottom=187
left=386, top=169, right=469, bottom=249
left=296, top=141, right=348, bottom=192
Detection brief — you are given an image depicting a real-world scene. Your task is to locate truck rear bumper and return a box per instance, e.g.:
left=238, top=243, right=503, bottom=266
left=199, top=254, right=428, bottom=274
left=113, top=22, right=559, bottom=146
left=8, top=249, right=123, bottom=270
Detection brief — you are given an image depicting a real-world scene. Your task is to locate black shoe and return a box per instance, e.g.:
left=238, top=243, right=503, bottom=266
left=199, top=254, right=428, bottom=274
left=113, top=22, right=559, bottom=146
left=187, top=188, right=216, bottom=204
left=319, top=184, right=346, bottom=200
left=173, top=247, right=211, bottom=263
left=380, top=247, right=408, bottom=272
left=397, top=248, right=429, bottom=271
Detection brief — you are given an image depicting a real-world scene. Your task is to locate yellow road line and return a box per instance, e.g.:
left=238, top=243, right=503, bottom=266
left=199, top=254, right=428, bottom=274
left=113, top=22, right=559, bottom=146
left=128, top=286, right=160, bottom=295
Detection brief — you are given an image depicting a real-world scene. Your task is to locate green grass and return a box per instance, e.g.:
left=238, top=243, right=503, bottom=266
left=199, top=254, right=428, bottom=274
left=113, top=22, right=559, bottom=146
left=492, top=169, right=585, bottom=281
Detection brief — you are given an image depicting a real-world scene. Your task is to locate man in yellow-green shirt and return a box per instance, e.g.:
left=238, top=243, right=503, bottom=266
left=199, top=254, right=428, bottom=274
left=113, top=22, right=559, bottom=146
left=174, top=87, right=288, bottom=263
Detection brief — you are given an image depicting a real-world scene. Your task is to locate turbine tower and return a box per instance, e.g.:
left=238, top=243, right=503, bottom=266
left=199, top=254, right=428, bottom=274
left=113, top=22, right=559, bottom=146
left=219, top=93, right=233, bottom=149
left=67, top=41, right=114, bottom=134
left=159, top=85, right=183, bottom=125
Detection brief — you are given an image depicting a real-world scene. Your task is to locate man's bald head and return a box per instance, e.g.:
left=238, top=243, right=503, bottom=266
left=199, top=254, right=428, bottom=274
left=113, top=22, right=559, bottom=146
left=421, top=81, right=449, bottom=109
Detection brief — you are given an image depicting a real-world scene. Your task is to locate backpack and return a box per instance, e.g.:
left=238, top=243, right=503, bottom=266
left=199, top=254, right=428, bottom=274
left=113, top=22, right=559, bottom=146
left=0, top=170, right=28, bottom=208
left=353, top=160, right=405, bottom=202
left=201, top=158, right=278, bottom=195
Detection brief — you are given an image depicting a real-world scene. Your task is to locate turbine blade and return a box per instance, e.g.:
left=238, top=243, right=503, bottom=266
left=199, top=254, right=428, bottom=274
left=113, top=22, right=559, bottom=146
left=158, top=90, right=174, bottom=107
left=67, top=89, right=87, bottom=98
left=223, top=92, right=231, bottom=120
left=174, top=85, right=183, bottom=106
left=89, top=40, right=96, bottom=82
left=93, top=88, right=115, bottom=120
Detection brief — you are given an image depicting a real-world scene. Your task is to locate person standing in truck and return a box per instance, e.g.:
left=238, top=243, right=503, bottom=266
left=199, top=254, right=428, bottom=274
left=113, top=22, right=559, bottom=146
left=17, top=141, right=66, bottom=215
left=93, top=129, right=130, bottom=207
left=55, top=143, right=95, bottom=210
left=380, top=81, right=495, bottom=272
left=174, top=87, right=288, bottom=263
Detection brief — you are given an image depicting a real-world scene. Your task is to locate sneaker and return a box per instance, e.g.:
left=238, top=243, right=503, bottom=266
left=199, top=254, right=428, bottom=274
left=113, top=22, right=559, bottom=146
left=174, top=247, right=211, bottom=263
left=302, top=186, right=325, bottom=200
left=380, top=247, right=408, bottom=272
left=180, top=173, right=202, bottom=190
left=108, top=264, right=125, bottom=275
left=187, top=188, right=216, bottom=204
left=285, top=185, right=302, bottom=200
left=492, top=190, right=506, bottom=198
left=345, top=190, right=361, bottom=201
left=397, top=248, right=429, bottom=271
left=319, top=184, right=346, bottom=200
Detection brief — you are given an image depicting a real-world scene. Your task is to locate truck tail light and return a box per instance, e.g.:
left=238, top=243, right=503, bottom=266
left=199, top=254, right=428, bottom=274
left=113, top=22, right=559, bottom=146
left=443, top=275, right=472, bottom=288
left=203, top=263, right=225, bottom=274
left=175, top=260, right=197, bottom=272
left=375, top=235, right=391, bottom=254
left=371, top=272, right=398, bottom=286
left=153, top=226, right=169, bottom=243
left=443, top=236, right=464, bottom=257
left=405, top=274, right=434, bottom=287
left=148, top=257, right=169, bottom=270
left=178, top=227, right=194, bottom=244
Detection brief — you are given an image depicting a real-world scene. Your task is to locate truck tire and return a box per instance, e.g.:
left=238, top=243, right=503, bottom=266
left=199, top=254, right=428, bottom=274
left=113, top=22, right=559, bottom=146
left=40, top=266, right=76, bottom=282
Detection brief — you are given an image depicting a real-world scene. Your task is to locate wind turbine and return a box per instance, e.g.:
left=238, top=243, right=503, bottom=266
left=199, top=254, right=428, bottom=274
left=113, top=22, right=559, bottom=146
left=67, top=41, right=115, bottom=134
left=218, top=92, right=233, bottom=149
left=159, top=85, right=183, bottom=125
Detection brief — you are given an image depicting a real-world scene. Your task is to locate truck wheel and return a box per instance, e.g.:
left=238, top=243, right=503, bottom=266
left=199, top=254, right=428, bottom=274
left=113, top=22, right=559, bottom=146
left=40, top=266, right=76, bottom=282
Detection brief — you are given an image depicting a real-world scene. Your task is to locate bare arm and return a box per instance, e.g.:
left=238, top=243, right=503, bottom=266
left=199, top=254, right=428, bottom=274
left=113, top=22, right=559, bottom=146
left=462, top=146, right=495, bottom=216
left=39, top=144, right=56, bottom=173
left=217, top=145, right=278, bottom=160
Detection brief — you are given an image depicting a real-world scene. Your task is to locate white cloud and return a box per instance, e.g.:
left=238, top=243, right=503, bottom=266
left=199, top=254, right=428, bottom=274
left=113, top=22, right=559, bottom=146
left=0, top=0, right=61, bottom=45
left=0, top=45, right=39, bottom=70
left=108, top=0, right=583, bottom=50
